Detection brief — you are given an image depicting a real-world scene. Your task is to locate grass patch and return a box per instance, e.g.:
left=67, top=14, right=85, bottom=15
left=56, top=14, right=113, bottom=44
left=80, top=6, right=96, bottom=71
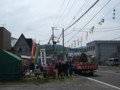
left=0, top=76, right=76, bottom=85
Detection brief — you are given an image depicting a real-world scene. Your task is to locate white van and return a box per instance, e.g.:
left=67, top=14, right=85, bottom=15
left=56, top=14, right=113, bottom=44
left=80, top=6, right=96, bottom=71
left=106, top=58, right=120, bottom=66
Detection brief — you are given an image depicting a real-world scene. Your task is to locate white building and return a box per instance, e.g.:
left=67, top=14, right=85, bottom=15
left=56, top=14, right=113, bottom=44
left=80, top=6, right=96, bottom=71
left=87, top=40, right=120, bottom=64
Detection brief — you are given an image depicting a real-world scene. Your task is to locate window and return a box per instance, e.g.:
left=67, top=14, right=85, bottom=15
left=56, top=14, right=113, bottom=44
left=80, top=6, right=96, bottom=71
left=114, top=59, right=119, bottom=61
left=117, top=46, right=120, bottom=53
left=18, top=48, right=22, bottom=52
left=93, top=46, right=95, bottom=50
left=87, top=47, right=89, bottom=51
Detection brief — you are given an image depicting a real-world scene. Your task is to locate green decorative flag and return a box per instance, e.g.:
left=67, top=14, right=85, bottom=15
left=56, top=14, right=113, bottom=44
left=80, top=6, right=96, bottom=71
left=86, top=32, right=88, bottom=40
left=80, top=36, right=83, bottom=47
left=74, top=40, right=76, bottom=48
left=89, top=31, right=91, bottom=34
left=101, top=18, right=104, bottom=23
left=114, top=9, right=116, bottom=12
left=71, top=43, right=73, bottom=48
left=90, top=26, right=95, bottom=34
left=98, top=22, right=102, bottom=25
left=92, top=26, right=95, bottom=29
left=113, top=13, right=115, bottom=15
left=113, top=9, right=116, bottom=19
left=78, top=38, right=79, bottom=46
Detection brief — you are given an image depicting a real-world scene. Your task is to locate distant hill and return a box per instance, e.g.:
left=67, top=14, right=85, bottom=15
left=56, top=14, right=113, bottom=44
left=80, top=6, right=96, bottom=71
left=40, top=44, right=65, bottom=50
left=11, top=37, right=17, bottom=40
left=40, top=44, right=86, bottom=50
left=40, top=44, right=68, bottom=55
left=75, top=46, right=87, bottom=49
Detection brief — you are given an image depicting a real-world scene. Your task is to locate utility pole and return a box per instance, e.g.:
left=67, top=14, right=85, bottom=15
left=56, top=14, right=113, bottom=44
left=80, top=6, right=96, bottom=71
left=62, top=28, right=65, bottom=61
left=52, top=27, right=55, bottom=61
left=51, top=27, right=58, bottom=61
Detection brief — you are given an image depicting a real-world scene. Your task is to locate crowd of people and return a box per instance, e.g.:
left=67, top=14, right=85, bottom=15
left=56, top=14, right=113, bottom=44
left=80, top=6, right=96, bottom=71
left=56, top=61, right=73, bottom=79
left=28, top=60, right=74, bottom=79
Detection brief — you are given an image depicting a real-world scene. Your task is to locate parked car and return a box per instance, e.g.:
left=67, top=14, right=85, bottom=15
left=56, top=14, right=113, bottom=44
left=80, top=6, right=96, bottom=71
left=106, top=58, right=120, bottom=66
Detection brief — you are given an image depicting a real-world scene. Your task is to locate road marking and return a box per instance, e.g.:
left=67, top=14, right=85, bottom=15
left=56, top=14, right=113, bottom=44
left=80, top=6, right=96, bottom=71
left=87, top=78, right=120, bottom=90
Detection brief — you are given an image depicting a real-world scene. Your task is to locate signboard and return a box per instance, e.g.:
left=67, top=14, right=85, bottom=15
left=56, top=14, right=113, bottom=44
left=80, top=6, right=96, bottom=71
left=40, top=49, right=46, bottom=66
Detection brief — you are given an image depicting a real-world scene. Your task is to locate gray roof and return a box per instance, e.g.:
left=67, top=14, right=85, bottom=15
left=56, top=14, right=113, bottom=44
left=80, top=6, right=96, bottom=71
left=87, top=40, right=120, bottom=45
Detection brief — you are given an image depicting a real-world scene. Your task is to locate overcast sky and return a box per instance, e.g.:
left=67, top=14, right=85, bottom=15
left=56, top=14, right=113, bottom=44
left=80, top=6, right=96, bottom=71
left=0, top=0, right=120, bottom=47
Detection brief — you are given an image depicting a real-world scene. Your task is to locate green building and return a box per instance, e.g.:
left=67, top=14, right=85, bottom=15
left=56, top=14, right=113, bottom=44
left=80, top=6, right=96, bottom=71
left=0, top=50, right=22, bottom=81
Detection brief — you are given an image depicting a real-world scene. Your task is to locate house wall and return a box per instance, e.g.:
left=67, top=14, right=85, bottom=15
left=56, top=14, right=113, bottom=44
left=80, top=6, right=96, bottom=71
left=0, top=29, right=3, bottom=49
left=14, top=35, right=31, bottom=56
left=0, top=27, right=11, bottom=50
left=87, top=41, right=120, bottom=64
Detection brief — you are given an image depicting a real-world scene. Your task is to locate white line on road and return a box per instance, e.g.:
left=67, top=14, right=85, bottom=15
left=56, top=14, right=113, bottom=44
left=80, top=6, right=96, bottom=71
left=87, top=78, right=120, bottom=90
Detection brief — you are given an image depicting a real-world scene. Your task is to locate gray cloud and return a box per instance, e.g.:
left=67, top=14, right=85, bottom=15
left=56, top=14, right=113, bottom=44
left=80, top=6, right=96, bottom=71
left=0, top=0, right=120, bottom=45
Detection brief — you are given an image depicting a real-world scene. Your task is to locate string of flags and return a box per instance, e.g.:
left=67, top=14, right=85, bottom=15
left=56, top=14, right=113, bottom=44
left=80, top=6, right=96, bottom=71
left=90, top=26, right=95, bottom=34
left=98, top=18, right=105, bottom=25
left=70, top=36, right=83, bottom=48
left=73, top=40, right=76, bottom=48
left=69, top=8, right=117, bottom=48
left=113, top=9, right=116, bottom=19
left=86, top=32, right=88, bottom=40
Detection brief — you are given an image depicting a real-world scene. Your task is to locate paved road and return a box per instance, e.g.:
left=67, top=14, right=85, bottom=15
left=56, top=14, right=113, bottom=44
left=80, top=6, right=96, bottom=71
left=87, top=67, right=120, bottom=88
left=0, top=75, right=120, bottom=90
left=0, top=77, right=118, bottom=90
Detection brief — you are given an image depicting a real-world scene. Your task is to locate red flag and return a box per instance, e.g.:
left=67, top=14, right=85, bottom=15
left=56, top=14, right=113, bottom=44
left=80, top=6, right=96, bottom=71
left=31, top=40, right=36, bottom=58
left=81, top=36, right=83, bottom=42
left=80, top=36, right=83, bottom=47
left=71, top=43, right=73, bottom=48
left=78, top=38, right=79, bottom=46
left=86, top=32, right=88, bottom=40
left=74, top=40, right=76, bottom=48
left=38, top=40, right=40, bottom=45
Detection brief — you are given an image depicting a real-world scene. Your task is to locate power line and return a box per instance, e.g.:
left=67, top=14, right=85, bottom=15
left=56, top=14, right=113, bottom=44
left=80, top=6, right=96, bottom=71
left=68, top=29, right=120, bottom=46
left=45, top=35, right=52, bottom=49
left=55, top=0, right=77, bottom=37
left=52, top=0, right=66, bottom=26
left=57, top=0, right=99, bottom=42
left=112, top=36, right=120, bottom=40
left=74, top=0, right=92, bottom=20
left=65, top=0, right=89, bottom=28
left=102, top=1, right=120, bottom=18
left=66, top=0, right=111, bottom=43
left=64, top=0, right=99, bottom=31
left=65, top=26, right=120, bottom=37
left=59, top=0, right=77, bottom=26
left=65, top=0, right=120, bottom=39
left=89, top=0, right=120, bottom=30
left=48, top=0, right=65, bottom=48
left=57, top=30, right=63, bottom=42
left=40, top=39, right=50, bottom=42
left=55, top=0, right=71, bottom=26
left=82, top=28, right=120, bottom=32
